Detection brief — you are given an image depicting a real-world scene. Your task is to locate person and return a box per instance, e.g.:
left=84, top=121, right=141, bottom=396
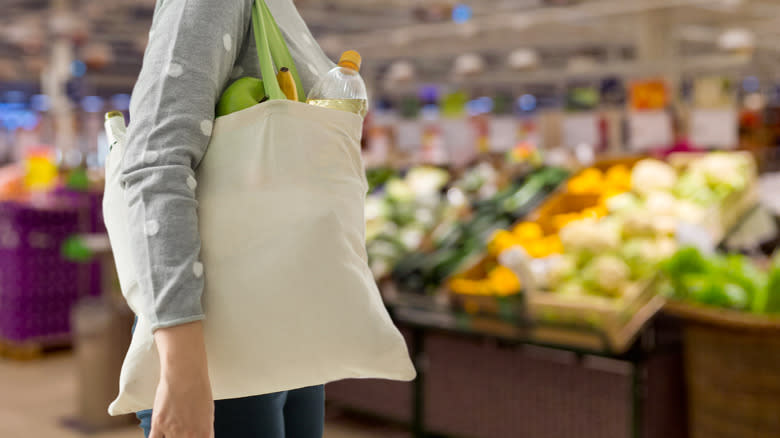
left=120, top=1, right=335, bottom=437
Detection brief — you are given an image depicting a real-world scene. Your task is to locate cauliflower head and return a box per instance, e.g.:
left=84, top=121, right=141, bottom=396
left=631, top=159, right=678, bottom=197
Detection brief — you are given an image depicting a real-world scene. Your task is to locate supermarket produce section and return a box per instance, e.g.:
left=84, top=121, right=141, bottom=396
left=4, top=1, right=780, bottom=437
left=327, top=150, right=775, bottom=438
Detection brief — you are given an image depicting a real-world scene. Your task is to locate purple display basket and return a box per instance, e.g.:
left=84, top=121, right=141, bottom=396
left=0, top=192, right=99, bottom=344
left=54, top=188, right=106, bottom=301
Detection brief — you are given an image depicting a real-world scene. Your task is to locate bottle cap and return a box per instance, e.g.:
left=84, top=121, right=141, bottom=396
left=338, top=50, right=362, bottom=72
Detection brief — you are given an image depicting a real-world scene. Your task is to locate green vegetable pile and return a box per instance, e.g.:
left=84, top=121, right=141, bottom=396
left=391, top=166, right=568, bottom=294
left=660, top=246, right=780, bottom=314
left=365, top=166, right=452, bottom=280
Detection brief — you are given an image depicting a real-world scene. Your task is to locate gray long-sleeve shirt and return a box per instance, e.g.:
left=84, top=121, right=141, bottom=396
left=121, top=0, right=334, bottom=331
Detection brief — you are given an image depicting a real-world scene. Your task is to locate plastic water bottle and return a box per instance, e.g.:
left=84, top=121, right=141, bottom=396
left=104, top=111, right=126, bottom=152
left=307, top=50, right=368, bottom=118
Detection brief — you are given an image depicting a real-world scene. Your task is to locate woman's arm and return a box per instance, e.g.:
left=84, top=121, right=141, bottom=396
left=121, top=1, right=252, bottom=436
left=149, top=321, right=213, bottom=438
left=121, top=0, right=251, bottom=331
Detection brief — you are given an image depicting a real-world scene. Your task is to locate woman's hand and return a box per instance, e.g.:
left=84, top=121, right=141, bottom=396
left=149, top=322, right=214, bottom=438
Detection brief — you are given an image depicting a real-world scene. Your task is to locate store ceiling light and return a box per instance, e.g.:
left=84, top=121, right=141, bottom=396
left=30, top=94, right=50, bottom=112
left=70, top=60, right=87, bottom=78
left=742, top=76, right=760, bottom=93
left=81, top=96, right=104, bottom=113
left=454, top=53, right=486, bottom=77
left=717, top=28, right=755, bottom=52
left=508, top=49, right=540, bottom=70
left=387, top=61, right=416, bottom=83
left=467, top=97, right=494, bottom=116
left=518, top=94, right=537, bottom=112
left=452, top=4, right=473, bottom=23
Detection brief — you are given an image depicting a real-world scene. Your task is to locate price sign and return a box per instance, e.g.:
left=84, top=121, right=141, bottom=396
left=489, top=116, right=518, bottom=152
left=628, top=110, right=672, bottom=151
left=690, top=108, right=738, bottom=149
left=562, top=112, right=598, bottom=148
left=441, top=118, right=476, bottom=166
left=396, top=120, right=423, bottom=151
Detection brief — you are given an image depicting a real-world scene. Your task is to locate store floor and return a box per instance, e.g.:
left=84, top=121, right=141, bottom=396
left=0, top=354, right=407, bottom=438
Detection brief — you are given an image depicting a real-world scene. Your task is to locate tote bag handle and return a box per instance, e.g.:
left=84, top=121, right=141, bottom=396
left=252, top=0, right=307, bottom=102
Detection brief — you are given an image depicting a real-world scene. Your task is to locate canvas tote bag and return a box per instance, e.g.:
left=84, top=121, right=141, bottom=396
left=104, top=0, right=415, bottom=416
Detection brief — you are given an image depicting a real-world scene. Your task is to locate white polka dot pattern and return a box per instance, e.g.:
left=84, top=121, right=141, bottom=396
left=223, top=34, right=232, bottom=51
left=167, top=63, right=183, bottom=77
left=145, top=220, right=160, bottom=236
left=193, top=261, right=204, bottom=278
left=200, top=120, right=213, bottom=136
left=144, top=151, right=160, bottom=164
left=187, top=175, right=198, bottom=191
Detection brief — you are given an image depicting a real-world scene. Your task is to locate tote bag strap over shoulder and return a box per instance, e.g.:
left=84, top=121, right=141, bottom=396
left=252, top=0, right=307, bottom=102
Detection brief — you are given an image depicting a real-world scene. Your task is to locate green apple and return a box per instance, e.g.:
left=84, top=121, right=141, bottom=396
left=216, top=77, right=267, bottom=117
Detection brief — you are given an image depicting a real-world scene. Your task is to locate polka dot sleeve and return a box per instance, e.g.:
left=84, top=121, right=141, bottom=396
left=120, top=0, right=252, bottom=332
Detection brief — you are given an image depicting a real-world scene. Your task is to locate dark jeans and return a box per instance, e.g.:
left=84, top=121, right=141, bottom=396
left=137, top=385, right=325, bottom=438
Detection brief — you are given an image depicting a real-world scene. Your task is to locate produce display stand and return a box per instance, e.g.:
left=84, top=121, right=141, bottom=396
left=0, top=190, right=104, bottom=359
left=339, top=184, right=760, bottom=438
left=385, top=290, right=659, bottom=438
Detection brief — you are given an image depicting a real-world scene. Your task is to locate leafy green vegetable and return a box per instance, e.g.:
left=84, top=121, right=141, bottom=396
left=662, top=247, right=774, bottom=314
left=763, top=252, right=780, bottom=314
left=661, top=246, right=710, bottom=278
left=683, top=274, right=748, bottom=309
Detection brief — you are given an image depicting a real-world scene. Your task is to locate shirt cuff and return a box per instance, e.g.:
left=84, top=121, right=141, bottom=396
left=150, top=314, right=206, bottom=333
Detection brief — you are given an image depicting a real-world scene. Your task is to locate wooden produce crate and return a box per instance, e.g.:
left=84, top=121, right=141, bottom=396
left=699, top=180, right=758, bottom=245
left=525, top=155, right=641, bottom=235
left=526, top=191, right=602, bottom=235
left=525, top=278, right=665, bottom=353
left=667, top=151, right=759, bottom=245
